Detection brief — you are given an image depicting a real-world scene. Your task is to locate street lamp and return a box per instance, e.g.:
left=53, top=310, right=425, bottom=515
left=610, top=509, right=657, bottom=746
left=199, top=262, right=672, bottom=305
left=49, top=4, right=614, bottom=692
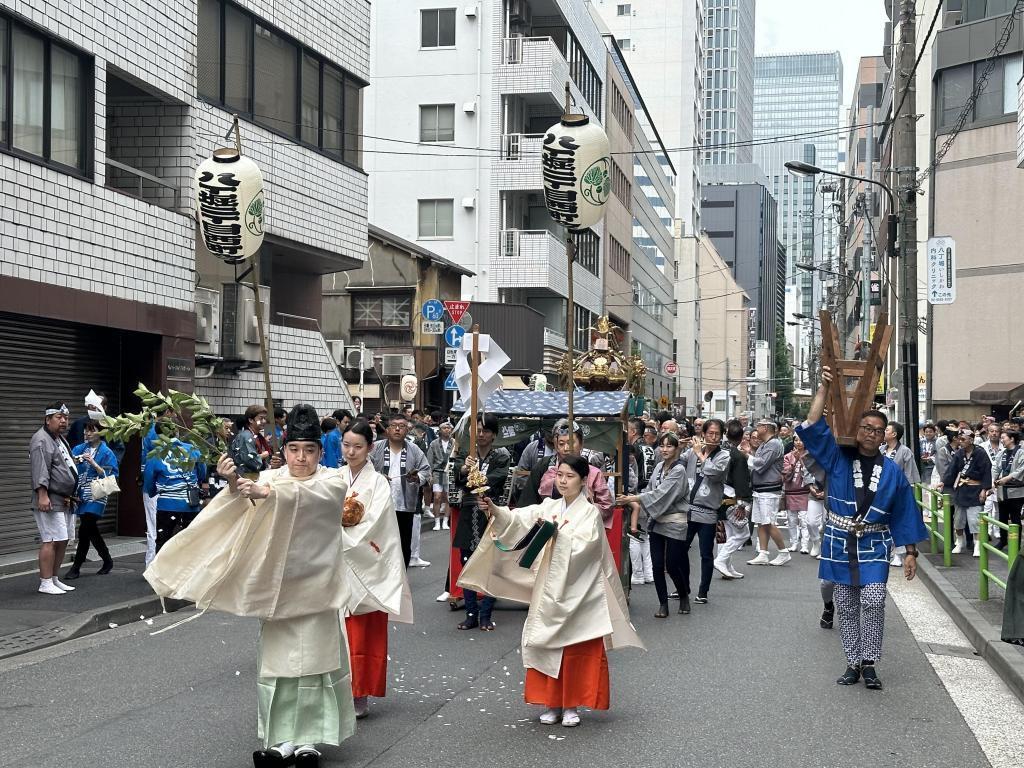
left=785, top=161, right=897, bottom=261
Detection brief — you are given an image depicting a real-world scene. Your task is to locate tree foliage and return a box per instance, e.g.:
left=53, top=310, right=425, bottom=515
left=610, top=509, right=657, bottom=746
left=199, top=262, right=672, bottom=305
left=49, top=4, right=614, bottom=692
left=773, top=325, right=796, bottom=416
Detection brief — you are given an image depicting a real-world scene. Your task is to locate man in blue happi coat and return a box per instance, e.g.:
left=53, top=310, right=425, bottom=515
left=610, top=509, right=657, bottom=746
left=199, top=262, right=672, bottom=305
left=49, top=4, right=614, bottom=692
left=797, top=365, right=928, bottom=690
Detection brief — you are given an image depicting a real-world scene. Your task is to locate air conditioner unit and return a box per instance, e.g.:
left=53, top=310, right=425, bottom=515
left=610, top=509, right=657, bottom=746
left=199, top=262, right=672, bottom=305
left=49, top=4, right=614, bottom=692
left=327, top=339, right=346, bottom=366
left=381, top=353, right=415, bottom=377
left=195, top=286, right=221, bottom=355
left=221, top=282, right=270, bottom=363
left=345, top=346, right=374, bottom=370
left=943, top=10, right=962, bottom=27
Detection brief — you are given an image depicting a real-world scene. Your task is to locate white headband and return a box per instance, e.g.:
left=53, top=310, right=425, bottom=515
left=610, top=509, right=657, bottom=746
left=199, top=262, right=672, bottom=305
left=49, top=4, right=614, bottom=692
left=45, top=405, right=70, bottom=416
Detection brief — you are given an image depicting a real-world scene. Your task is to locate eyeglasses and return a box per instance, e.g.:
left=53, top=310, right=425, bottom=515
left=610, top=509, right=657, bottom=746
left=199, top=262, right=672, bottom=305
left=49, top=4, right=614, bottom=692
left=857, top=424, right=886, bottom=436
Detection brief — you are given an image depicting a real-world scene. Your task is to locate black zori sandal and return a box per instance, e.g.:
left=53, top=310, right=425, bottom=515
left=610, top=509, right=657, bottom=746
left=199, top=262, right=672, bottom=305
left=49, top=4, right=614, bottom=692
left=252, top=747, right=294, bottom=768
left=655, top=603, right=669, bottom=618
left=294, top=747, right=320, bottom=768
left=457, top=617, right=479, bottom=630
left=861, top=664, right=883, bottom=690
left=836, top=665, right=861, bottom=686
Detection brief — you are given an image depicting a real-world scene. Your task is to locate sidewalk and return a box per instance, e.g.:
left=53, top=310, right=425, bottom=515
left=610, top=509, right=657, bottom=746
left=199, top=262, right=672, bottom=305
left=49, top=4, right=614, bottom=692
left=918, top=544, right=1024, bottom=703
left=0, top=538, right=162, bottom=660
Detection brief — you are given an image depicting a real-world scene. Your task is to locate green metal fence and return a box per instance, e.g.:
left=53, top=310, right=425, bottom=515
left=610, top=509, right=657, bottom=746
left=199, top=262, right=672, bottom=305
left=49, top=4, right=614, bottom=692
left=915, top=484, right=952, bottom=567
left=978, top=515, right=1021, bottom=601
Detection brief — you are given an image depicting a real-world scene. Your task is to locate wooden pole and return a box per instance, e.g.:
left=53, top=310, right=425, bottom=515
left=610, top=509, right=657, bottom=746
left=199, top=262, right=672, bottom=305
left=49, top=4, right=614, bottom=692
left=233, top=115, right=277, bottom=452
left=566, top=234, right=575, bottom=443
left=469, top=323, right=480, bottom=459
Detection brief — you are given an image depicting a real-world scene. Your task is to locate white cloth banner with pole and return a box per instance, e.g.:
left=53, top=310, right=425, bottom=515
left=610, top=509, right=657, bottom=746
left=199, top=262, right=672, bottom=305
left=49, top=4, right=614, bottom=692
left=453, top=334, right=510, bottom=406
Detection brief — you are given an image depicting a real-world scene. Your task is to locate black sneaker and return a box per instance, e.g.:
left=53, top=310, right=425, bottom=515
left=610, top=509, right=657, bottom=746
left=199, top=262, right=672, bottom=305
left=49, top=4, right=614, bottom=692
left=861, top=664, right=883, bottom=690
left=836, top=665, right=861, bottom=686
left=820, top=602, right=834, bottom=629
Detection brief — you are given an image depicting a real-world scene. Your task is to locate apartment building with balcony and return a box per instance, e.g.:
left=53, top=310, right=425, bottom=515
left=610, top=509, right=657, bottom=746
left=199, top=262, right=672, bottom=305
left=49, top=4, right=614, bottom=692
left=0, top=0, right=367, bottom=554
left=592, top=0, right=704, bottom=237
left=364, top=0, right=611, bottom=375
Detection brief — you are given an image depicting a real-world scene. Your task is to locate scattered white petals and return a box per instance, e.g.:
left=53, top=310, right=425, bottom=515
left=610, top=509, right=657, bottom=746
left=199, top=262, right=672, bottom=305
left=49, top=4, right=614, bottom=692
left=235, top=671, right=240, bottom=676
left=145, top=619, right=154, bottom=626
left=548, top=734, right=557, bottom=740
left=108, top=622, right=118, bottom=628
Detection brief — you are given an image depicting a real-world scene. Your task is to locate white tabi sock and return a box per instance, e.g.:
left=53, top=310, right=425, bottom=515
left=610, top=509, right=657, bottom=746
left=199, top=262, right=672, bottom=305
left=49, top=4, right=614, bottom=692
left=269, top=742, right=295, bottom=758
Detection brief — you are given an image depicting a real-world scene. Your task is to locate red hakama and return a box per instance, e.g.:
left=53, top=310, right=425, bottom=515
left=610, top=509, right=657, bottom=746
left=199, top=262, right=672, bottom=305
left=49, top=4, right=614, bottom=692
left=523, top=637, right=610, bottom=710
left=345, top=610, right=388, bottom=698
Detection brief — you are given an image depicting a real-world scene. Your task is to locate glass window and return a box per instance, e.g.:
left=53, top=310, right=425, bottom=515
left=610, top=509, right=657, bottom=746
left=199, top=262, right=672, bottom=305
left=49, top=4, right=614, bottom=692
left=12, top=28, right=45, bottom=157
left=939, top=64, right=971, bottom=128
left=343, top=77, right=361, bottom=166
left=421, top=9, right=456, bottom=48
left=197, top=0, right=221, bottom=101
left=50, top=46, right=82, bottom=168
left=224, top=4, right=252, bottom=113
left=322, top=65, right=343, bottom=158
left=0, top=18, right=7, bottom=143
left=1003, top=53, right=1022, bottom=114
left=973, top=59, right=1003, bottom=120
left=254, top=25, right=297, bottom=137
left=418, top=199, right=454, bottom=237
left=382, top=296, right=411, bottom=327
left=301, top=55, right=320, bottom=145
left=618, top=38, right=630, bottom=50
left=420, top=104, right=454, bottom=142
left=617, top=4, right=631, bottom=16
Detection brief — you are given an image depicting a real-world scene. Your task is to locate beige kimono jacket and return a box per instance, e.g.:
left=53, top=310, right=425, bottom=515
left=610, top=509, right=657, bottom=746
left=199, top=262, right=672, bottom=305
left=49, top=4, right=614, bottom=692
left=144, top=466, right=351, bottom=679
left=341, top=463, right=413, bottom=622
left=458, top=495, right=643, bottom=678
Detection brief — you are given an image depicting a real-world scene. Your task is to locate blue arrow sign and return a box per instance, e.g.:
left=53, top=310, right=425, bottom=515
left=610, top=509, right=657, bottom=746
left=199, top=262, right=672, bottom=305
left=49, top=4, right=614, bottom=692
left=421, top=299, right=445, bottom=322
left=444, top=370, right=459, bottom=391
left=444, top=325, right=466, bottom=348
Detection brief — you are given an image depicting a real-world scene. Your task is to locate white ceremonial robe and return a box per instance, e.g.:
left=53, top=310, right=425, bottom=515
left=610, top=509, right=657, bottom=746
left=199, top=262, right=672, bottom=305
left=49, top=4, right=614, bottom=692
left=145, top=466, right=351, bottom=678
left=341, top=463, right=413, bottom=622
left=458, top=495, right=643, bottom=678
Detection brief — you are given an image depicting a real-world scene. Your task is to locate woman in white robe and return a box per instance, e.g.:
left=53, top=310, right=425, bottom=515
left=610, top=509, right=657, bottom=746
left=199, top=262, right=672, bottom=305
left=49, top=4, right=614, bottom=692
left=144, top=405, right=354, bottom=768
left=459, top=454, right=643, bottom=728
left=339, top=420, right=413, bottom=719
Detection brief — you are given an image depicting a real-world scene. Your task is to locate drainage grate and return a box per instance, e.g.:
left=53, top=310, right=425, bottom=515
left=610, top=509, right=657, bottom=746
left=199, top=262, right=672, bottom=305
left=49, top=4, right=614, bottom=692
left=0, top=623, right=68, bottom=658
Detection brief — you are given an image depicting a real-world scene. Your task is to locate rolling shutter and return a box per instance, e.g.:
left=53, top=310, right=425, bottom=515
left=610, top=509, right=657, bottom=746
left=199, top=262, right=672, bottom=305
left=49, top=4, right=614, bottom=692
left=0, top=312, right=122, bottom=556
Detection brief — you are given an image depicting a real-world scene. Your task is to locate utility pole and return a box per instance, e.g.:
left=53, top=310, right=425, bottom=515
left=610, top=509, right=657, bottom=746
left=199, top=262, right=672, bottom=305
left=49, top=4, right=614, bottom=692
left=836, top=184, right=848, bottom=357
left=862, top=105, right=875, bottom=354
left=896, top=0, right=921, bottom=465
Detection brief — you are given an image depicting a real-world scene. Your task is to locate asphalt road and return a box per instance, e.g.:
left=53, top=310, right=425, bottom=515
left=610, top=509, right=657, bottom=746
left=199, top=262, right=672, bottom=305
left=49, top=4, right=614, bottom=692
left=0, top=530, right=1004, bottom=768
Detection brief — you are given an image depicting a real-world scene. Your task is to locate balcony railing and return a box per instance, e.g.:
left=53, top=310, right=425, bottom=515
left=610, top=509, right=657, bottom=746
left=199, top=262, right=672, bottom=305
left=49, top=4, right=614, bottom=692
left=500, top=133, right=544, bottom=161
left=543, top=328, right=567, bottom=350
left=105, top=158, right=182, bottom=211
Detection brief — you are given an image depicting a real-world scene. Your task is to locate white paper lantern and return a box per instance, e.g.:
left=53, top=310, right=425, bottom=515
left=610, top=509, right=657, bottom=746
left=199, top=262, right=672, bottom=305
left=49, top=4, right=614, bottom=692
left=195, top=147, right=265, bottom=264
left=540, top=115, right=611, bottom=232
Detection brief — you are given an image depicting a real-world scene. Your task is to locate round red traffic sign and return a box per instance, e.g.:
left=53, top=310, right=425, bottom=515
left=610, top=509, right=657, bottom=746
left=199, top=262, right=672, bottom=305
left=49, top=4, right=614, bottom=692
left=664, top=361, right=678, bottom=376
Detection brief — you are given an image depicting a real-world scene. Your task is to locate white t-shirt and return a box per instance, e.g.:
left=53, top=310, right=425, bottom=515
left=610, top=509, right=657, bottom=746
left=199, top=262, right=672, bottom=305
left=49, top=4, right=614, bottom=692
left=388, top=448, right=406, bottom=512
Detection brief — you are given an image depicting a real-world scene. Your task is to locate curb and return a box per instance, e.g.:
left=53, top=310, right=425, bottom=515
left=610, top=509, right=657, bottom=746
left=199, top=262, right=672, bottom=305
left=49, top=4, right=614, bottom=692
left=0, top=594, right=183, bottom=661
left=916, top=555, right=1024, bottom=704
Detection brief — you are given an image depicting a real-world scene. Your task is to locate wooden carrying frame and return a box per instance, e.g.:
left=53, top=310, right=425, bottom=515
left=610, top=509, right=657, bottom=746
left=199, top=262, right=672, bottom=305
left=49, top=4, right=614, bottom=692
left=818, top=310, right=892, bottom=446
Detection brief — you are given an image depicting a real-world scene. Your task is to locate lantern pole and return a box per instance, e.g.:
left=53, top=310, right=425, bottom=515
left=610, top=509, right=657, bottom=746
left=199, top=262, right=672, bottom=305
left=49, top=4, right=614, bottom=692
left=233, top=114, right=277, bottom=453
left=560, top=82, right=577, bottom=442
left=469, top=324, right=480, bottom=459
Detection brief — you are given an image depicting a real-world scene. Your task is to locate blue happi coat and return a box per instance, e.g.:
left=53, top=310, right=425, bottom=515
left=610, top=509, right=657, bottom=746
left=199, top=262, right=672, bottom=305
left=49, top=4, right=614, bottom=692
left=796, top=418, right=927, bottom=587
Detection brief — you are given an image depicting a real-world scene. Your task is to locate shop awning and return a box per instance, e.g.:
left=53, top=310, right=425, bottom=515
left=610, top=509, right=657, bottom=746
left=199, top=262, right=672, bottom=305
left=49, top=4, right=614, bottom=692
left=969, top=382, right=1024, bottom=405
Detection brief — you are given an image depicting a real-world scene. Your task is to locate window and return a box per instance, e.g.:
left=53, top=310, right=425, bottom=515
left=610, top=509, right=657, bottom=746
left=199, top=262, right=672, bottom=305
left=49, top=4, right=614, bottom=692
left=616, top=4, right=631, bottom=15
left=420, top=104, right=455, bottom=142
left=618, top=38, right=631, bottom=50
left=418, top=199, right=454, bottom=238
left=254, top=25, right=298, bottom=137
left=973, top=60, right=1003, bottom=120
left=421, top=9, right=456, bottom=48
left=198, top=0, right=364, bottom=167
left=353, top=295, right=412, bottom=329
left=1004, top=53, right=1023, bottom=113
left=2, top=16, right=90, bottom=173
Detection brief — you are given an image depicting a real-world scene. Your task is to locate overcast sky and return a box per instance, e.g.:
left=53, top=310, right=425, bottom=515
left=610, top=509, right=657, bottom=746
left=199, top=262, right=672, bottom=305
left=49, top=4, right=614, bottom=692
left=755, top=0, right=889, bottom=109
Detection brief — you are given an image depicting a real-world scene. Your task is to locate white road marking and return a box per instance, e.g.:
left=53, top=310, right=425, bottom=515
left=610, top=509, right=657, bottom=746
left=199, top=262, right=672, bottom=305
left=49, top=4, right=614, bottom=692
left=890, top=575, right=1024, bottom=768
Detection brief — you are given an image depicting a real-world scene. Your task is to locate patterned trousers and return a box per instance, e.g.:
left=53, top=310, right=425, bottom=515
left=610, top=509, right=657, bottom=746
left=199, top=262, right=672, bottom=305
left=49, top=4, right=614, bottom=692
left=833, top=582, right=887, bottom=665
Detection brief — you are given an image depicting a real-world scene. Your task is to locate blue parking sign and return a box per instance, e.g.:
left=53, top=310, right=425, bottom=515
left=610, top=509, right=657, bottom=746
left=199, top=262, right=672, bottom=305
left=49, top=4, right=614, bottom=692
left=444, top=370, right=458, bottom=390
left=444, top=325, right=466, bottom=347
left=421, top=299, right=445, bottom=322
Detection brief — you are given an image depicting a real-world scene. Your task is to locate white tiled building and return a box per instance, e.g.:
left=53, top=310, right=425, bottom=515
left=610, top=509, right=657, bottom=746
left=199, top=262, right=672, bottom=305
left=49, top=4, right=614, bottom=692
left=364, top=0, right=610, bottom=365
left=0, top=0, right=367, bottom=554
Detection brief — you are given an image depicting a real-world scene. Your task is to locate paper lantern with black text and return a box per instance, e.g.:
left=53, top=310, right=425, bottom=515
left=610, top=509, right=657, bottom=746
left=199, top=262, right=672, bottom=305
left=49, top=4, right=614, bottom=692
left=540, top=114, right=611, bottom=232
left=194, top=148, right=265, bottom=264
